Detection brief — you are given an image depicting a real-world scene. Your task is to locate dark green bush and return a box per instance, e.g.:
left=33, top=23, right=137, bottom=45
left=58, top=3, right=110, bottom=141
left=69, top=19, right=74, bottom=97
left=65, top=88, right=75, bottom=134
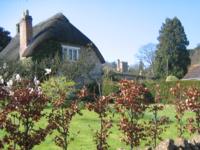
left=78, top=81, right=102, bottom=102
left=86, top=81, right=100, bottom=95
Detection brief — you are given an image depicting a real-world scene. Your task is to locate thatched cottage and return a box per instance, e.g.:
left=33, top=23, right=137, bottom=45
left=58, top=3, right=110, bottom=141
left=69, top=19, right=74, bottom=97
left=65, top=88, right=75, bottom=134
left=0, top=10, right=105, bottom=81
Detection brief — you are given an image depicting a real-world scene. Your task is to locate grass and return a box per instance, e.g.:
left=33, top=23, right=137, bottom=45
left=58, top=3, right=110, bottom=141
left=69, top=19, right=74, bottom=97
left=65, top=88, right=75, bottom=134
left=1, top=105, right=196, bottom=150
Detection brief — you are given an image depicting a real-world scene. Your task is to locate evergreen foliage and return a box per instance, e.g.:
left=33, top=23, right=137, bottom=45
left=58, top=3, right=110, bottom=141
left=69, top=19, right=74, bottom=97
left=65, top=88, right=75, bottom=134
left=155, top=17, right=190, bottom=78
left=0, top=27, right=11, bottom=52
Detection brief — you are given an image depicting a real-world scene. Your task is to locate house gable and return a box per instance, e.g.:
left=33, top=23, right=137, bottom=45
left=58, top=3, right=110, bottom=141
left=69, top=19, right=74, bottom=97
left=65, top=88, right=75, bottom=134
left=0, top=12, right=105, bottom=64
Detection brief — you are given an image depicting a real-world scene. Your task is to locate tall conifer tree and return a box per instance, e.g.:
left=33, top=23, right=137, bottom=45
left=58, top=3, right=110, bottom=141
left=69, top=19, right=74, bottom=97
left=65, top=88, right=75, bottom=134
left=155, top=17, right=190, bottom=78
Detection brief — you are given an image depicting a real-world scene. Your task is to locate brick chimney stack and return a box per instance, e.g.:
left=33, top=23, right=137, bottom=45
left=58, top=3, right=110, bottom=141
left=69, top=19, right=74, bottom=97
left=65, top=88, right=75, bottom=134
left=19, top=10, right=32, bottom=59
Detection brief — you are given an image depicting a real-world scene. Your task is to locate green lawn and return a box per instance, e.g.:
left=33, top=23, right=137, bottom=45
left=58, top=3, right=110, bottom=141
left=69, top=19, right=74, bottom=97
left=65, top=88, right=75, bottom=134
left=1, top=105, right=196, bottom=150
left=34, top=109, right=128, bottom=150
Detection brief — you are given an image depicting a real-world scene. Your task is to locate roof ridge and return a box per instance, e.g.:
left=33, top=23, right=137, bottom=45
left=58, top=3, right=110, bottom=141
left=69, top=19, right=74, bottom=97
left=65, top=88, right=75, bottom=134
left=33, top=12, right=69, bottom=28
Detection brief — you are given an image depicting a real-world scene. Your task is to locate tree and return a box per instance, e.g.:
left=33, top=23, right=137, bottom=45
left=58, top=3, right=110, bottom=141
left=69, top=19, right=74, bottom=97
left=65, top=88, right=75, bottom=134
left=137, top=43, right=156, bottom=67
left=129, top=64, right=140, bottom=75
left=138, top=60, right=144, bottom=76
left=154, top=17, right=190, bottom=78
left=136, top=43, right=156, bottom=76
left=0, top=27, right=11, bottom=52
left=129, top=60, right=147, bottom=76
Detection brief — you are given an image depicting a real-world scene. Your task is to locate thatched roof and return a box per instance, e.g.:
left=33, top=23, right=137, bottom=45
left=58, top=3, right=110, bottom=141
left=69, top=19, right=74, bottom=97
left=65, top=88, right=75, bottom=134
left=0, top=13, right=105, bottom=63
left=182, top=64, right=200, bottom=80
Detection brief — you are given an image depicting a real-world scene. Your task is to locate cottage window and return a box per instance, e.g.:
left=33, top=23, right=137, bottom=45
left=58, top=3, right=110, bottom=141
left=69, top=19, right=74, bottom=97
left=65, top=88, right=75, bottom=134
left=61, top=45, right=80, bottom=61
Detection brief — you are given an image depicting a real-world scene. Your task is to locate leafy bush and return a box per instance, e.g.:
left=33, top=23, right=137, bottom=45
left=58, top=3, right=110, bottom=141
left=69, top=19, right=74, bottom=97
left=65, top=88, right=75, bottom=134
left=0, top=59, right=33, bottom=81
left=185, top=87, right=200, bottom=134
left=41, top=76, right=75, bottom=104
left=0, top=58, right=55, bottom=81
left=46, top=77, right=84, bottom=150
left=102, top=78, right=153, bottom=103
left=0, top=79, right=52, bottom=150
left=170, top=83, right=187, bottom=137
left=49, top=99, right=81, bottom=150
left=86, top=81, right=100, bottom=96
left=166, top=75, right=179, bottom=82
left=87, top=96, right=112, bottom=150
left=115, top=80, right=148, bottom=150
left=102, top=78, right=119, bottom=96
left=145, top=105, right=170, bottom=148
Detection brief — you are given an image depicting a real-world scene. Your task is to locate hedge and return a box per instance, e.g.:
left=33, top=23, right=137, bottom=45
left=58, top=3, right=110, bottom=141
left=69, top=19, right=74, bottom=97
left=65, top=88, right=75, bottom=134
left=102, top=78, right=200, bottom=104
left=144, top=80, right=200, bottom=104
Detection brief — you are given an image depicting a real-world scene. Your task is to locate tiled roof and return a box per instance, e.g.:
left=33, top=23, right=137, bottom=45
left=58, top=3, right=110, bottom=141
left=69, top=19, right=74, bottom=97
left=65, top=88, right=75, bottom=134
left=183, top=64, right=200, bottom=80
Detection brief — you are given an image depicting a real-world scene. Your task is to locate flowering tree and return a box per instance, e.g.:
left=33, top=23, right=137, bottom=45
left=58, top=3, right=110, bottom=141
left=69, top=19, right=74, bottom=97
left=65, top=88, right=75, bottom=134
left=115, top=80, right=148, bottom=150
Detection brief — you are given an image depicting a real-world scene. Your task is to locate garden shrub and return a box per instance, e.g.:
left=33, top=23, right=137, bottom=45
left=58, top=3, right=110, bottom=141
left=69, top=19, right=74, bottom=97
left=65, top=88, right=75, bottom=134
left=87, top=95, right=112, bottom=150
left=0, top=58, right=56, bottom=81
left=0, top=59, right=34, bottom=81
left=115, top=80, right=148, bottom=150
left=166, top=75, right=179, bottom=82
left=78, top=81, right=104, bottom=102
left=185, top=87, right=200, bottom=134
left=86, top=81, right=100, bottom=96
left=102, top=77, right=119, bottom=96
left=41, top=76, right=76, bottom=105
left=17, top=58, right=34, bottom=79
left=48, top=82, right=83, bottom=150
left=101, top=77, right=153, bottom=103
left=0, top=79, right=52, bottom=150
left=145, top=84, right=170, bottom=148
left=170, top=83, right=187, bottom=138
left=143, top=88, right=154, bottom=103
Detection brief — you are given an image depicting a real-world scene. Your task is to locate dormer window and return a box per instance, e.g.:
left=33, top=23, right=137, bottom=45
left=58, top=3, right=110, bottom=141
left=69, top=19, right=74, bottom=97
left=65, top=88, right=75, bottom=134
left=62, top=45, right=80, bottom=61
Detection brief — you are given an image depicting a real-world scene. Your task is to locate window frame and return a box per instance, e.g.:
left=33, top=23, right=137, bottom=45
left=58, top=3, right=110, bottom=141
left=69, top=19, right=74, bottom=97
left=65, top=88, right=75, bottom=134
left=61, top=45, right=80, bottom=61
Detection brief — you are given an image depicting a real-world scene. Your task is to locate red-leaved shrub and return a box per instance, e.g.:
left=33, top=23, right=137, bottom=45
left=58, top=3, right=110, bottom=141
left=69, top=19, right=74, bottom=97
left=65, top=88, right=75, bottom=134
left=115, top=80, right=148, bottom=150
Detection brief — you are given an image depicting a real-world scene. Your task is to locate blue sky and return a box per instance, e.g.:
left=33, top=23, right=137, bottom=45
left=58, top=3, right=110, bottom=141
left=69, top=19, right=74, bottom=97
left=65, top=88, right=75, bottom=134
left=1, top=0, right=200, bottom=64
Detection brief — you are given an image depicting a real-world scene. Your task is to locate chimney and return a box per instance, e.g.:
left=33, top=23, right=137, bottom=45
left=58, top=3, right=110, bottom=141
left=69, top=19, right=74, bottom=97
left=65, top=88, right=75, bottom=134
left=19, top=10, right=32, bottom=59
left=117, top=59, right=121, bottom=72
left=16, top=23, right=20, bottom=34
